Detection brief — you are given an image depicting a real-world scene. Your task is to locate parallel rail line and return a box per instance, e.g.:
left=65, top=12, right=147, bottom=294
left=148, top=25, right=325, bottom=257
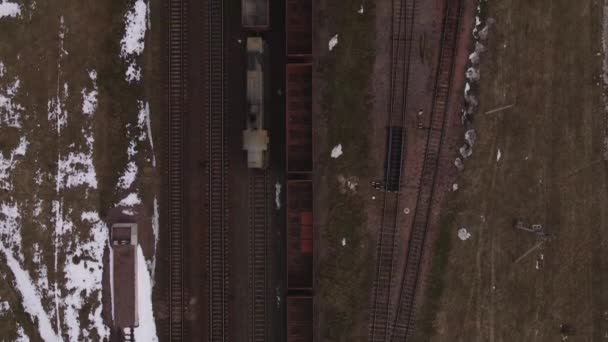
left=369, top=0, right=417, bottom=341
left=248, top=171, right=268, bottom=342
left=390, top=1, right=462, bottom=340
left=207, top=0, right=229, bottom=340
left=168, top=0, right=187, bottom=339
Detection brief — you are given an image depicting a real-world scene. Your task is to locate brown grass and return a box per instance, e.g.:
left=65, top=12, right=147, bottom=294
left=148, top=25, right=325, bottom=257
left=422, top=0, right=608, bottom=340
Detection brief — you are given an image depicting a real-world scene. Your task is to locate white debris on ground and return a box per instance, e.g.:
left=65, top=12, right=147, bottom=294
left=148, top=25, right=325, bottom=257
left=452, top=183, right=459, bottom=191
left=458, top=227, right=471, bottom=241
left=275, top=182, right=281, bottom=210
left=496, top=148, right=502, bottom=162
left=358, top=4, right=364, bottom=14
left=331, top=143, right=343, bottom=158
left=341, top=238, right=346, bottom=246
left=0, top=245, right=60, bottom=341
left=134, top=246, right=159, bottom=341
left=0, top=0, right=20, bottom=18
left=328, top=34, right=339, bottom=51
left=121, top=0, right=149, bottom=83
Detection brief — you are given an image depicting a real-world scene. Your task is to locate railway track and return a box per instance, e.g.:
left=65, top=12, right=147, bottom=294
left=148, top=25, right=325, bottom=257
left=248, top=171, right=268, bottom=342
left=207, top=0, right=229, bottom=340
left=369, top=0, right=417, bottom=341
left=168, top=0, right=187, bottom=339
left=390, top=1, right=462, bottom=340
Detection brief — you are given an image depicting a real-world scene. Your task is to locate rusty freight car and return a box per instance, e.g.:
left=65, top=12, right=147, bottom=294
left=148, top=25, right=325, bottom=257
left=286, top=64, right=313, bottom=173
left=287, top=180, right=313, bottom=290
left=286, top=0, right=312, bottom=57
left=287, top=296, right=313, bottom=342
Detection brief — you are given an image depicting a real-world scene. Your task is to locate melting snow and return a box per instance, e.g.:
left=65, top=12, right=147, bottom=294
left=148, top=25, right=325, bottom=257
left=118, top=161, right=138, bottom=189
left=119, top=192, right=141, bottom=207
left=121, top=0, right=149, bottom=57
left=0, top=61, right=4, bottom=77
left=0, top=136, right=28, bottom=190
left=16, top=325, right=29, bottom=342
left=61, top=211, right=109, bottom=341
left=125, top=62, right=142, bottom=83
left=134, top=245, right=159, bottom=341
left=0, top=1, right=20, bottom=18
left=0, top=202, right=23, bottom=256
left=0, top=244, right=60, bottom=341
left=140, top=101, right=156, bottom=166
left=81, top=70, right=98, bottom=116
left=458, top=227, right=471, bottom=241
left=0, top=77, right=24, bottom=128
left=329, top=34, right=339, bottom=51
left=275, top=182, right=281, bottom=210
left=331, top=144, right=343, bottom=158
left=57, top=147, right=98, bottom=189
left=0, top=300, right=9, bottom=315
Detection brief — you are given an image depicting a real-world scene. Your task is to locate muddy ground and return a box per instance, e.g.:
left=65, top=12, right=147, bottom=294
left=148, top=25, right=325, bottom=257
left=423, top=0, right=608, bottom=341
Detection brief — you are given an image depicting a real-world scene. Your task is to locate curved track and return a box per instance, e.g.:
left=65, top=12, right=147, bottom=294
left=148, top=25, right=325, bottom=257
left=248, top=171, right=268, bottom=342
left=368, top=0, right=417, bottom=341
left=168, top=0, right=187, bottom=339
left=207, top=0, right=229, bottom=340
left=390, top=1, right=462, bottom=340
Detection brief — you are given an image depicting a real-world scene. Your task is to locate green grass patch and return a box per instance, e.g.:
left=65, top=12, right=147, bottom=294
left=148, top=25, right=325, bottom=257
left=412, top=210, right=455, bottom=341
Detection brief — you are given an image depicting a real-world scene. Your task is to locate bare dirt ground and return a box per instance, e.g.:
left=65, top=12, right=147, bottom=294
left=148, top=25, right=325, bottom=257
left=422, top=0, right=608, bottom=340
left=0, top=0, right=160, bottom=340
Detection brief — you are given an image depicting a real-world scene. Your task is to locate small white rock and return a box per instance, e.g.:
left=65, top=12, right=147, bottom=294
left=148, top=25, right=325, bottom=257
left=458, top=227, right=471, bottom=241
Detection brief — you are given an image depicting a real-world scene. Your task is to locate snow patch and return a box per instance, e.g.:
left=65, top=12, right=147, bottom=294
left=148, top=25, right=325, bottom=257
left=357, top=5, right=364, bottom=14
left=0, top=77, right=24, bottom=128
left=16, top=325, right=30, bottom=342
left=118, top=161, right=138, bottom=189
left=331, top=144, right=343, bottom=158
left=0, top=1, right=20, bottom=18
left=0, top=300, right=9, bottom=315
left=0, top=136, right=28, bottom=190
left=62, top=211, right=109, bottom=341
left=329, top=34, right=339, bottom=51
left=57, top=146, right=98, bottom=189
left=125, top=62, right=142, bottom=83
left=119, top=193, right=141, bottom=207
left=0, top=244, right=60, bottom=341
left=341, top=238, right=346, bottom=246
left=133, top=245, right=159, bottom=341
left=496, top=148, right=502, bottom=162
left=121, top=0, right=149, bottom=57
left=81, top=70, right=98, bottom=116
left=140, top=101, right=156, bottom=166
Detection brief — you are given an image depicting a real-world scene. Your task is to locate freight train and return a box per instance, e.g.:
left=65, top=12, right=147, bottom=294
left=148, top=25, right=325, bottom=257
left=242, top=36, right=269, bottom=168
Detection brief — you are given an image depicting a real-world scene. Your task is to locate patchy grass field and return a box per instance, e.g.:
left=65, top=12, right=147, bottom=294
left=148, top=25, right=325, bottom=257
left=0, top=0, right=160, bottom=340
left=417, top=0, right=608, bottom=340
left=315, top=0, right=376, bottom=341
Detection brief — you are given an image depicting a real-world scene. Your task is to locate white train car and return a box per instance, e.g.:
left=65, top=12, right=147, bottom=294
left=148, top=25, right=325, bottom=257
left=243, top=37, right=269, bottom=169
